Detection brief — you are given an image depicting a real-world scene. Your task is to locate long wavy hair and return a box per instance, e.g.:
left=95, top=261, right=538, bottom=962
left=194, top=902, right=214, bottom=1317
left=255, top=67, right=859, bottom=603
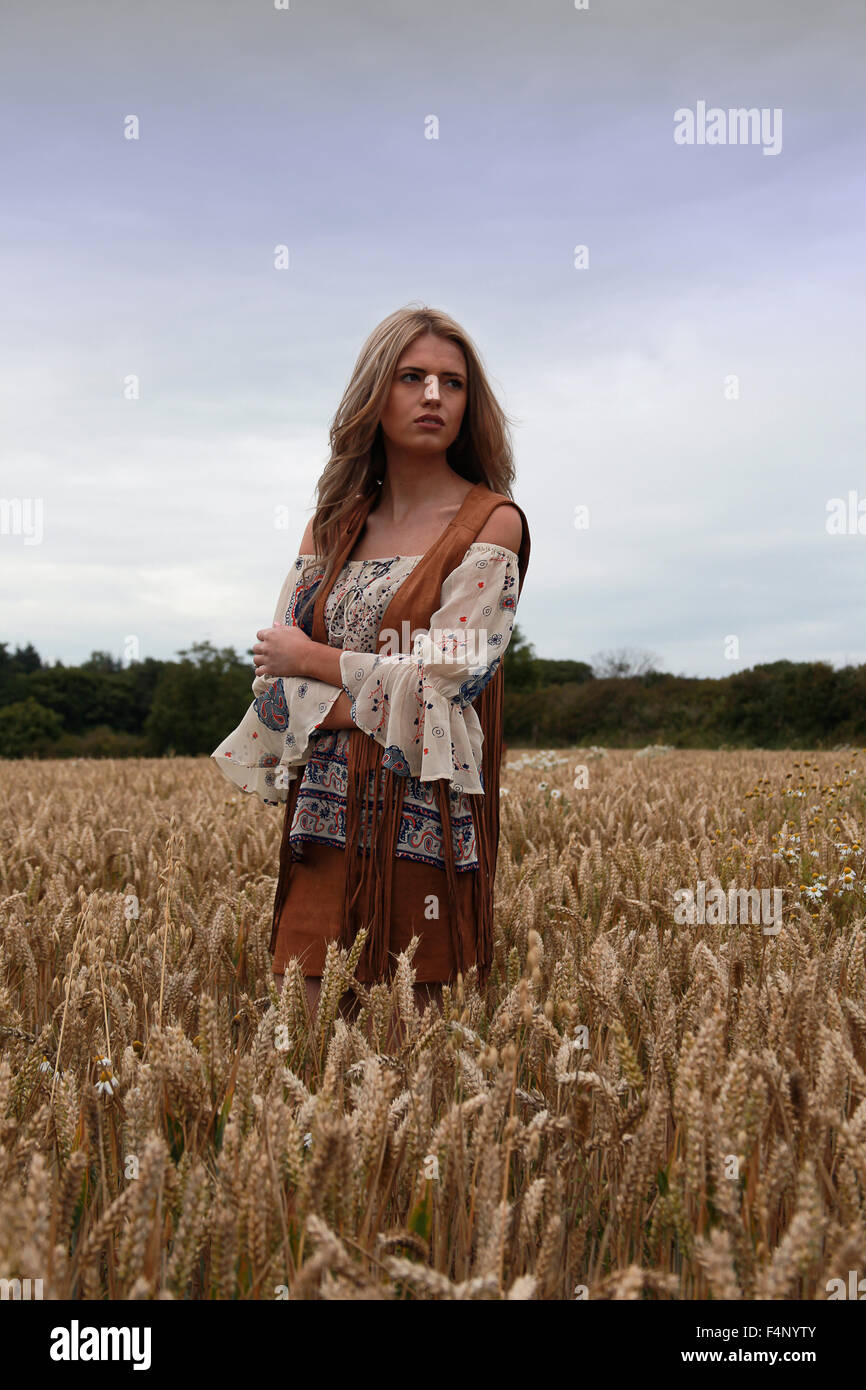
left=295, top=303, right=518, bottom=630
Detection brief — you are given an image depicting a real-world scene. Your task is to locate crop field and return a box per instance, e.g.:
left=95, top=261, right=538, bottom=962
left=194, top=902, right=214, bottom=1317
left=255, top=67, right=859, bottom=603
left=1, top=747, right=864, bottom=1300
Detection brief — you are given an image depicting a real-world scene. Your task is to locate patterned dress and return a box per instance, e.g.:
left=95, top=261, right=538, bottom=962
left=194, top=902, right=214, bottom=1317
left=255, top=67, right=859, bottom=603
left=211, top=541, right=520, bottom=874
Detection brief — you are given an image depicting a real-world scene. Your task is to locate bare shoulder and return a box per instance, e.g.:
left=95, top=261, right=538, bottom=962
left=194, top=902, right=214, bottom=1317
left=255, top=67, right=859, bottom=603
left=475, top=502, right=524, bottom=554
left=298, top=516, right=316, bottom=554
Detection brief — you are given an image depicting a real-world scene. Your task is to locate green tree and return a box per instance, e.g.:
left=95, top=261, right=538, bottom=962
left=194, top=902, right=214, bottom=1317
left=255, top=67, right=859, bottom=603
left=504, top=622, right=539, bottom=692
left=0, top=642, right=43, bottom=702
left=144, top=641, right=254, bottom=755
left=21, top=666, right=128, bottom=734
left=0, top=697, right=64, bottom=758
left=81, top=650, right=124, bottom=673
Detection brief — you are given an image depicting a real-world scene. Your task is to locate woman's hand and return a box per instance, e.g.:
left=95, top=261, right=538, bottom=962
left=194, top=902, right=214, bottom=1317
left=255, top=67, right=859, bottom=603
left=252, top=622, right=313, bottom=680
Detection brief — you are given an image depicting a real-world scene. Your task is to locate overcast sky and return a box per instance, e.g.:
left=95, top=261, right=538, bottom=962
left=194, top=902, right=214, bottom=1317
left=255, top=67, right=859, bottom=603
left=2, top=0, right=864, bottom=679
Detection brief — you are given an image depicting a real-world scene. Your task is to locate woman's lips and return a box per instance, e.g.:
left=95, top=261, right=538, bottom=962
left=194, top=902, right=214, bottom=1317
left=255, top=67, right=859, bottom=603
left=414, top=419, right=444, bottom=429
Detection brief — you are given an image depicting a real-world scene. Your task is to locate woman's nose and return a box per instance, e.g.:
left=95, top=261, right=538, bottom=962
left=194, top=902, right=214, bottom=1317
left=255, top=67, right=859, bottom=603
left=423, top=374, right=441, bottom=402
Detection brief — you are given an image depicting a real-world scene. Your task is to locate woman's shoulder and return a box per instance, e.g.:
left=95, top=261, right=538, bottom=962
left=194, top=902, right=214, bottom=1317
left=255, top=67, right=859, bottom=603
left=298, top=516, right=316, bottom=554
left=473, top=501, right=525, bottom=554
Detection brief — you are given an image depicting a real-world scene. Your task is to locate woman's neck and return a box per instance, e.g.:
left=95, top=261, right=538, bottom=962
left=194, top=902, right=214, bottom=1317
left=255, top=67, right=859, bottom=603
left=372, top=460, right=471, bottom=525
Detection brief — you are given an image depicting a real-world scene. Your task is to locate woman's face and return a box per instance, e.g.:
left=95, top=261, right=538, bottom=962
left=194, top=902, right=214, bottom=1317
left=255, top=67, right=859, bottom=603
left=378, top=332, right=468, bottom=455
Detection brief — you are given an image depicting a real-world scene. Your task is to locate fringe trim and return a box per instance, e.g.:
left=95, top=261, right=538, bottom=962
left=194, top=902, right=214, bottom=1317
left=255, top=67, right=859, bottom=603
left=269, top=666, right=506, bottom=986
left=339, top=727, right=407, bottom=980
left=471, top=660, right=504, bottom=990
left=269, top=771, right=303, bottom=956
left=434, top=776, right=466, bottom=978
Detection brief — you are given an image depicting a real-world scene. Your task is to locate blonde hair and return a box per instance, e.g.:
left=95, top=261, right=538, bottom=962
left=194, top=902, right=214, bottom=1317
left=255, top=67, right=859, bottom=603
left=296, top=303, right=518, bottom=628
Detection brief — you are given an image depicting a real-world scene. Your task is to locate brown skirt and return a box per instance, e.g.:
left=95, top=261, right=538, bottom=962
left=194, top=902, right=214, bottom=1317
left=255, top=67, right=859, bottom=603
left=271, top=839, right=479, bottom=983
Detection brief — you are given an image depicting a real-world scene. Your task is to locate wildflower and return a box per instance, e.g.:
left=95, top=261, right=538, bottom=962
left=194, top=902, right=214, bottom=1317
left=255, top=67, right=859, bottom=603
left=550, top=789, right=562, bottom=800
left=94, top=1056, right=117, bottom=1097
left=801, top=881, right=827, bottom=904
left=303, top=1131, right=313, bottom=1149
left=38, top=1057, right=54, bottom=1075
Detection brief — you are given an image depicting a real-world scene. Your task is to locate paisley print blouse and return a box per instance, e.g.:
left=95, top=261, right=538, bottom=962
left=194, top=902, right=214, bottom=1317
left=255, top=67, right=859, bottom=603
left=211, top=541, right=520, bottom=873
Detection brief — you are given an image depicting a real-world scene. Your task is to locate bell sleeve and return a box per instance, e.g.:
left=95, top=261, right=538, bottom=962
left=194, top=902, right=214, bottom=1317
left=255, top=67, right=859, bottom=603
left=338, top=542, right=520, bottom=794
left=210, top=554, right=343, bottom=805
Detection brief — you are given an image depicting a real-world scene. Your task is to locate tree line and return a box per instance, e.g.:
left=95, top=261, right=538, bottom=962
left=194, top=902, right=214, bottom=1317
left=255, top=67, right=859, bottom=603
left=1, top=630, right=863, bottom=758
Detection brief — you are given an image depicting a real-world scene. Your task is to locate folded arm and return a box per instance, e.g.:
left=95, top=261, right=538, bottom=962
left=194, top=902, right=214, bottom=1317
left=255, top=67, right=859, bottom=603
left=331, top=539, right=521, bottom=793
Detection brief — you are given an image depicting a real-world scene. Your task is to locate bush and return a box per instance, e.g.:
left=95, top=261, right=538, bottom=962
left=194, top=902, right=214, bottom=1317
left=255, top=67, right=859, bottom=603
left=0, top=698, right=65, bottom=758
left=55, top=725, right=150, bottom=758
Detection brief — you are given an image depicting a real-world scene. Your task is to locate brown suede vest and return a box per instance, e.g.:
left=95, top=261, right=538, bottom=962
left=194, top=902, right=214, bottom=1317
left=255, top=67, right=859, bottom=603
left=269, top=479, right=531, bottom=988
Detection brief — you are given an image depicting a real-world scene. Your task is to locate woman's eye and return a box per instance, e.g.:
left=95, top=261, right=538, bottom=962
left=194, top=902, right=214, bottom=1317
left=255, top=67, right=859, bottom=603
left=399, top=371, right=463, bottom=388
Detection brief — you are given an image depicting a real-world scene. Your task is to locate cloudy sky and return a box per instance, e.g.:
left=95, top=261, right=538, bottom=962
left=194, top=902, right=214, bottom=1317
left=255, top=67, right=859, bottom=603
left=3, top=0, right=864, bottom=678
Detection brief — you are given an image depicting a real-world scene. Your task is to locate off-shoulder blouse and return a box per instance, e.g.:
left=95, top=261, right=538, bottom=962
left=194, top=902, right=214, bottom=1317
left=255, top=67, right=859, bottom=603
left=211, top=541, right=520, bottom=873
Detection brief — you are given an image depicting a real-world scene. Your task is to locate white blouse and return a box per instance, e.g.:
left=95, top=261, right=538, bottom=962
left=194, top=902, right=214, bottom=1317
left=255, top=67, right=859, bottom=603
left=211, top=541, right=520, bottom=809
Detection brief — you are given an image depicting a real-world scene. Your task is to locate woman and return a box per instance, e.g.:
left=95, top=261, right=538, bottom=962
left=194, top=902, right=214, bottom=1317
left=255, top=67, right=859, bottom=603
left=212, top=305, right=530, bottom=1029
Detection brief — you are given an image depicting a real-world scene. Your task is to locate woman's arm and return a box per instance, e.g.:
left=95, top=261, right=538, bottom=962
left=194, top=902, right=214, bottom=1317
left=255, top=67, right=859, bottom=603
left=251, top=633, right=351, bottom=729
left=252, top=533, right=350, bottom=730
left=302, top=641, right=344, bottom=687
left=262, top=503, right=524, bottom=690
left=334, top=541, right=522, bottom=793
left=315, top=688, right=355, bottom=729
left=261, top=504, right=524, bottom=739
left=212, top=552, right=350, bottom=803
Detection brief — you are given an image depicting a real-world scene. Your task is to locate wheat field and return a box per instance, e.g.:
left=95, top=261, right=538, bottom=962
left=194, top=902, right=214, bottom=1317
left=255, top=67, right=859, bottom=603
left=0, top=747, right=864, bottom=1300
